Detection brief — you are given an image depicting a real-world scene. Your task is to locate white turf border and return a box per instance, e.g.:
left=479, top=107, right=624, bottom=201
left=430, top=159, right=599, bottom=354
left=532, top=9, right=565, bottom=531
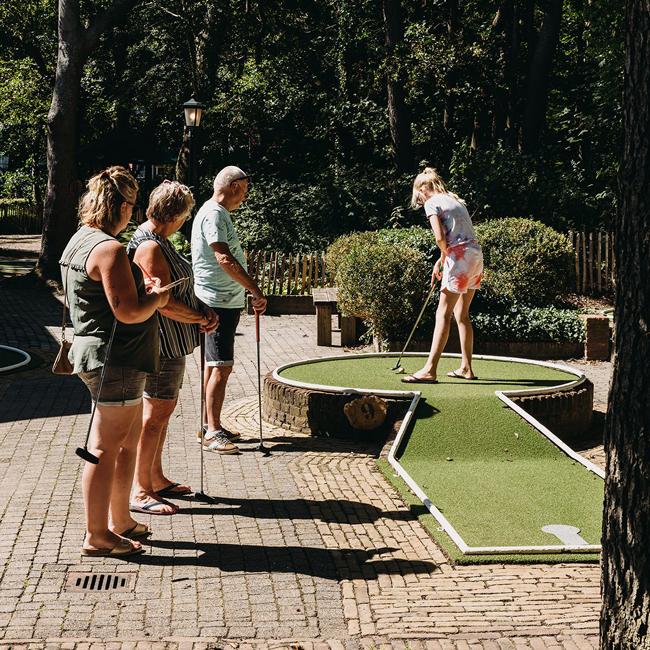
left=0, top=345, right=31, bottom=373
left=273, top=352, right=603, bottom=555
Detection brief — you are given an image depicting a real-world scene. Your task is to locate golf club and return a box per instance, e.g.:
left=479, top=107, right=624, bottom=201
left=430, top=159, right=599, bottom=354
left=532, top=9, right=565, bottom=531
left=254, top=310, right=271, bottom=456
left=194, top=332, right=217, bottom=503
left=390, top=273, right=440, bottom=372
left=76, top=319, right=117, bottom=464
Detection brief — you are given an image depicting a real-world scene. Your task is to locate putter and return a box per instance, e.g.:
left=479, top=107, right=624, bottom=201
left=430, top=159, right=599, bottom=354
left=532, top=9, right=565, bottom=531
left=194, top=333, right=216, bottom=503
left=76, top=319, right=118, bottom=464
left=390, top=274, right=440, bottom=372
left=255, top=310, right=270, bottom=456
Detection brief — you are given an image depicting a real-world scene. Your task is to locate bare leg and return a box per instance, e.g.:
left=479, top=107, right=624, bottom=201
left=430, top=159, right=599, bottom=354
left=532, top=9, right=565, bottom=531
left=407, top=289, right=460, bottom=381
left=450, top=289, right=477, bottom=379
left=82, top=403, right=142, bottom=551
left=128, top=397, right=178, bottom=515
left=205, top=365, right=233, bottom=431
left=110, top=401, right=173, bottom=531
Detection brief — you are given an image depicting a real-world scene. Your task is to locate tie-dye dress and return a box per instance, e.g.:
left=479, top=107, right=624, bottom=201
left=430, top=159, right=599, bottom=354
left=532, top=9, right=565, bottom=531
left=424, top=194, right=483, bottom=294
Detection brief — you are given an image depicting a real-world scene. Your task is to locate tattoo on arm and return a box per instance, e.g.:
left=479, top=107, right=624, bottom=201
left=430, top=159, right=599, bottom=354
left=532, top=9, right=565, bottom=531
left=112, top=295, right=121, bottom=310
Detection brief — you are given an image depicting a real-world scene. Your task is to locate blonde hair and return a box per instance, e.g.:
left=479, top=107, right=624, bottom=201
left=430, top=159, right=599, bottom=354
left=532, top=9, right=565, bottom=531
left=146, top=180, right=195, bottom=224
left=410, top=167, right=464, bottom=209
left=79, top=166, right=139, bottom=230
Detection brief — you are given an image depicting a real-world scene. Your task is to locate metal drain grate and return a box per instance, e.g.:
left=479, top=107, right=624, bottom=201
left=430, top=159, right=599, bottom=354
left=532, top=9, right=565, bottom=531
left=65, top=572, right=135, bottom=593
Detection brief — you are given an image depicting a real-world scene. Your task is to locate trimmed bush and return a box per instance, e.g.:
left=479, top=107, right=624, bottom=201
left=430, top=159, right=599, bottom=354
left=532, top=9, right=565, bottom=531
left=475, top=218, right=575, bottom=304
left=333, top=236, right=431, bottom=342
left=472, top=302, right=586, bottom=343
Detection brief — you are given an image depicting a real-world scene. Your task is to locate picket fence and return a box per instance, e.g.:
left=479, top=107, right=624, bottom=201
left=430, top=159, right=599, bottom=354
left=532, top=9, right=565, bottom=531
left=568, top=230, right=615, bottom=295
left=245, top=250, right=334, bottom=296
left=0, top=204, right=43, bottom=234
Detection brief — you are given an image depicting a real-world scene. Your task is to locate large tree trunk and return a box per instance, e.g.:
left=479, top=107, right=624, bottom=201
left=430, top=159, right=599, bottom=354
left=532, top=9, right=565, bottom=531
left=382, top=0, right=413, bottom=175
left=520, top=0, right=563, bottom=153
left=37, top=0, right=86, bottom=282
left=599, top=0, right=650, bottom=647
left=36, top=0, right=140, bottom=282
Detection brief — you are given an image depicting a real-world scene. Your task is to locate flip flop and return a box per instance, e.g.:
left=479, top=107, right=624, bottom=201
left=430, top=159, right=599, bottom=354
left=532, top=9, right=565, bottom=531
left=401, top=375, right=439, bottom=384
left=155, top=482, right=192, bottom=497
left=447, top=371, right=479, bottom=380
left=119, top=522, right=150, bottom=538
left=129, top=501, right=176, bottom=515
left=82, top=537, right=144, bottom=557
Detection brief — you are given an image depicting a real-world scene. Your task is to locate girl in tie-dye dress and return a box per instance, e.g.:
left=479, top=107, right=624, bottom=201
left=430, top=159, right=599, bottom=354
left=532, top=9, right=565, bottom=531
left=401, top=168, right=483, bottom=384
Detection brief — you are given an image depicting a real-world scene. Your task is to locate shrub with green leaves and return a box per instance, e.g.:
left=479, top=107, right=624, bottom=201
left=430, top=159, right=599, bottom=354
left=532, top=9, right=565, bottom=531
left=333, top=234, right=431, bottom=342
left=475, top=218, right=575, bottom=305
left=472, top=302, right=586, bottom=343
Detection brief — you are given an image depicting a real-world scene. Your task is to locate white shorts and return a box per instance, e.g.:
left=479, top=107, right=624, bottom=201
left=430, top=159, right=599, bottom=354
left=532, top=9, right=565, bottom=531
left=442, top=244, right=483, bottom=294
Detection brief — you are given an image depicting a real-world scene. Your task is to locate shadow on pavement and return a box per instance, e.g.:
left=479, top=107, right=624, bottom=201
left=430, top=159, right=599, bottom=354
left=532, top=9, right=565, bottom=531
left=135, top=540, right=438, bottom=578
left=174, top=497, right=421, bottom=524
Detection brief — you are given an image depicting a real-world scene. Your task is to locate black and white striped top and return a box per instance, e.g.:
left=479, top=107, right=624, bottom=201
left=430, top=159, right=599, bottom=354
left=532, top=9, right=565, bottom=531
left=127, top=226, right=200, bottom=360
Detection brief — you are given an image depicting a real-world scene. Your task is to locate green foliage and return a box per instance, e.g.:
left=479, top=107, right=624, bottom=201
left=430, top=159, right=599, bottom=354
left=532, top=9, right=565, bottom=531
left=331, top=223, right=581, bottom=344
left=167, top=231, right=191, bottom=257
left=334, top=236, right=430, bottom=342
left=472, top=303, right=586, bottom=343
left=475, top=218, right=575, bottom=305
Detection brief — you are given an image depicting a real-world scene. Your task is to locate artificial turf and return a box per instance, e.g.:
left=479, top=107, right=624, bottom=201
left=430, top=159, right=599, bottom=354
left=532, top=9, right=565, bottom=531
left=279, top=355, right=603, bottom=556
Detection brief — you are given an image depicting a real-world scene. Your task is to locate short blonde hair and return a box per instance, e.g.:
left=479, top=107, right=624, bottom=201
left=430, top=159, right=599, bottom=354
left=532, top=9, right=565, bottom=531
left=410, top=167, right=463, bottom=209
left=146, top=180, right=195, bottom=224
left=79, top=166, right=138, bottom=230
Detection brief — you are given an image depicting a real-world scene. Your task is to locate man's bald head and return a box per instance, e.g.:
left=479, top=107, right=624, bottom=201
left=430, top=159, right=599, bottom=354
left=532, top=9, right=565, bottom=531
left=214, top=166, right=249, bottom=193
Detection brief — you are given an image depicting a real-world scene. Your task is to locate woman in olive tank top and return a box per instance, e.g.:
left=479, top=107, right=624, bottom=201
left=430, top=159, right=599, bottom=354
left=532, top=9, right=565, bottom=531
left=59, top=166, right=170, bottom=557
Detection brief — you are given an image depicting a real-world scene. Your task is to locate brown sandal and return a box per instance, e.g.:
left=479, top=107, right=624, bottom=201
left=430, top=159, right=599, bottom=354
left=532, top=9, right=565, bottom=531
left=82, top=537, right=144, bottom=557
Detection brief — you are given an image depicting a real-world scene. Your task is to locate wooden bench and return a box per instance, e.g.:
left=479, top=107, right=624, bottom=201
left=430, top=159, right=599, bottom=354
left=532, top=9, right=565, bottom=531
left=312, top=287, right=357, bottom=346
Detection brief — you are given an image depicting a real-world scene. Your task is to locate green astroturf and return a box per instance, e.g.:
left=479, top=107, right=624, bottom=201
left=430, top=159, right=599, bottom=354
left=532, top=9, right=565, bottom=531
left=279, top=355, right=603, bottom=553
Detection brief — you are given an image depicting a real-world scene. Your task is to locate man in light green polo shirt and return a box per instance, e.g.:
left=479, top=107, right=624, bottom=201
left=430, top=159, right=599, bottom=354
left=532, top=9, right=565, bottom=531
left=191, top=166, right=267, bottom=454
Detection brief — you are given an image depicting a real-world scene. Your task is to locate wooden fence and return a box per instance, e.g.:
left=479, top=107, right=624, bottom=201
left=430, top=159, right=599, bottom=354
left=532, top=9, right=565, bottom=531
left=568, top=230, right=614, bottom=295
left=0, top=204, right=43, bottom=234
left=246, top=250, right=334, bottom=296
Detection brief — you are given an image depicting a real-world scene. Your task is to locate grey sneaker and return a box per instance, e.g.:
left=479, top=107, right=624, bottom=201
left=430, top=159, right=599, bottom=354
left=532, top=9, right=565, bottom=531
left=203, top=431, right=239, bottom=455
left=197, top=427, right=241, bottom=444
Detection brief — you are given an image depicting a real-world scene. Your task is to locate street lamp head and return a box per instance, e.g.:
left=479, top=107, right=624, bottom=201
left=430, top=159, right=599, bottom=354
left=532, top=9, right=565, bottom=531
left=183, top=97, right=204, bottom=128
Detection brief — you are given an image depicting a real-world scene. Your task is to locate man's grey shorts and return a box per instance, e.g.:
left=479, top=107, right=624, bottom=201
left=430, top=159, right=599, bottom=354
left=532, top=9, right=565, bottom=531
left=79, top=366, right=146, bottom=407
left=206, top=308, right=241, bottom=367
left=144, top=356, right=186, bottom=401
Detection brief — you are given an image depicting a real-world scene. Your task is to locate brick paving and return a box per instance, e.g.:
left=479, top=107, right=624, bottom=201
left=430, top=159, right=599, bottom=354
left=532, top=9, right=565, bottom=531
left=0, top=265, right=609, bottom=650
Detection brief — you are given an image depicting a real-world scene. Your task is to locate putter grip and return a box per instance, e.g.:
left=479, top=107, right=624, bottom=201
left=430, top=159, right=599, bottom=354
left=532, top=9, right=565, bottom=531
left=255, top=310, right=260, bottom=342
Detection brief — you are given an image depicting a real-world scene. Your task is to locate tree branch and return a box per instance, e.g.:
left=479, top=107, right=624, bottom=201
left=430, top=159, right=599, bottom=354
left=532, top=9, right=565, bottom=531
left=83, top=0, right=142, bottom=53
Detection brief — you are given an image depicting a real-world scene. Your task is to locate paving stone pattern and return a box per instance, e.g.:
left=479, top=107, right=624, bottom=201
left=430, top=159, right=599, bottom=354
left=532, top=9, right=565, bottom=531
left=0, top=275, right=608, bottom=650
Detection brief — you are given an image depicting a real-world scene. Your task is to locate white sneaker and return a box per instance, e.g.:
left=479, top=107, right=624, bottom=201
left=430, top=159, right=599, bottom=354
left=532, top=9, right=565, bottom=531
left=202, top=431, right=239, bottom=455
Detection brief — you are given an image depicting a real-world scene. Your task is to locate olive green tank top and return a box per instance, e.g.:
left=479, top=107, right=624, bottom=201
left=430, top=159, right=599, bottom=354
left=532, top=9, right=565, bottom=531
left=59, top=226, right=159, bottom=374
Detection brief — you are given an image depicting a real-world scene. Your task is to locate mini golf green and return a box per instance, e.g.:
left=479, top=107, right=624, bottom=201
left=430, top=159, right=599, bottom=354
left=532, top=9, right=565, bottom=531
left=277, top=354, right=603, bottom=558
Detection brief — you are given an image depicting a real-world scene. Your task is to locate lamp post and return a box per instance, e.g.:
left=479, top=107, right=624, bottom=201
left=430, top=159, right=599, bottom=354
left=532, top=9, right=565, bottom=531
left=181, top=97, right=204, bottom=237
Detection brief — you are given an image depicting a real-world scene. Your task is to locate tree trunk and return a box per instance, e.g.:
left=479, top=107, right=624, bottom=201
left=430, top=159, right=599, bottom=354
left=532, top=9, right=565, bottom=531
left=37, top=1, right=86, bottom=281
left=36, top=0, right=141, bottom=282
left=600, top=0, right=650, bottom=646
left=382, top=0, right=413, bottom=175
left=520, top=0, right=563, bottom=153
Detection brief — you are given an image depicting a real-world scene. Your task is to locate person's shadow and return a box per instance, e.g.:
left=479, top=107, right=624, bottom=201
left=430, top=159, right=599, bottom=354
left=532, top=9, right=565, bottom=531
left=127, top=539, right=439, bottom=580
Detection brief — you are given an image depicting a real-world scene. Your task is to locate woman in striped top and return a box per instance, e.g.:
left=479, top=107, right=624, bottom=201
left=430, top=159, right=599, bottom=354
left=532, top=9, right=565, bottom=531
left=127, top=181, right=218, bottom=515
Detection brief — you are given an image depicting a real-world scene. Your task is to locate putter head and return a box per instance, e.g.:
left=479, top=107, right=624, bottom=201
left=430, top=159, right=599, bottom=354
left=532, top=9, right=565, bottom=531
left=76, top=447, right=99, bottom=464
left=194, top=491, right=218, bottom=504
left=256, top=443, right=271, bottom=456
left=390, top=361, right=402, bottom=371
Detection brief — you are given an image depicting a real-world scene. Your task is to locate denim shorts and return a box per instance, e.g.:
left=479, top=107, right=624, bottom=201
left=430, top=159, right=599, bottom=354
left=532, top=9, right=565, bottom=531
left=79, top=366, right=147, bottom=407
left=144, top=356, right=186, bottom=401
left=205, top=308, right=241, bottom=367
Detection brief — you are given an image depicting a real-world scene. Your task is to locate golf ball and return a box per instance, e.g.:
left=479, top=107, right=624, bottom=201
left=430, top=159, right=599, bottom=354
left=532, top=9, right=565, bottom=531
left=395, top=367, right=405, bottom=374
